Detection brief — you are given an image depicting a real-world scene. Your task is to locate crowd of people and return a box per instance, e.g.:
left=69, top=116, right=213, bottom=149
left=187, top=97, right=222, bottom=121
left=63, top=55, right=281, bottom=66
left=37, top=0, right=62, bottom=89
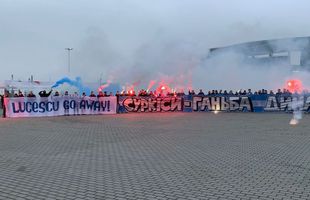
left=1, top=88, right=308, bottom=100
left=115, top=88, right=307, bottom=97
left=1, top=88, right=309, bottom=118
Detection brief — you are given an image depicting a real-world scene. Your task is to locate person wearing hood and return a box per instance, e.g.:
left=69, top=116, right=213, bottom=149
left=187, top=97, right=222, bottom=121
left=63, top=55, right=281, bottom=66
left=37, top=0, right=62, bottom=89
left=39, top=89, right=52, bottom=97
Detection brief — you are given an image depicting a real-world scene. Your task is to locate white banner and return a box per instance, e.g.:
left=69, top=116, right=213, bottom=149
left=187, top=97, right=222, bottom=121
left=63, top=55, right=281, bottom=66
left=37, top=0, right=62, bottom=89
left=4, top=96, right=117, bottom=118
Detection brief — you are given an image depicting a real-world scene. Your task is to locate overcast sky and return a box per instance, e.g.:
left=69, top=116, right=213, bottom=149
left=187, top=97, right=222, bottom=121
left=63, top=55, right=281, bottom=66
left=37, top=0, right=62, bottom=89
left=1, top=0, right=310, bottom=86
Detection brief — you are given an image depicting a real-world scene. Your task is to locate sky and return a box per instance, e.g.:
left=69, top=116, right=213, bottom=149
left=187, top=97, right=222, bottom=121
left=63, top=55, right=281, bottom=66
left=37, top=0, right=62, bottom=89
left=1, top=0, right=310, bottom=90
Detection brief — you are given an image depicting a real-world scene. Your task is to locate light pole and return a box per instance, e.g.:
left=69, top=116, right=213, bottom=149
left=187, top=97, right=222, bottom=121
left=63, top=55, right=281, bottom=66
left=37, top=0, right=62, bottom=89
left=65, top=48, right=73, bottom=74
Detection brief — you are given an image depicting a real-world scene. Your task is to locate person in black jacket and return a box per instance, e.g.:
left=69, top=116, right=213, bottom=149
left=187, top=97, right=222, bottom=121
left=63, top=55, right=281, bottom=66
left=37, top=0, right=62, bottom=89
left=18, top=90, right=24, bottom=97
left=89, top=91, right=96, bottom=97
left=2, top=91, right=9, bottom=118
left=39, top=90, right=52, bottom=97
left=0, top=95, right=3, bottom=115
left=27, top=91, right=36, bottom=97
left=197, top=89, right=204, bottom=96
left=54, top=91, right=60, bottom=96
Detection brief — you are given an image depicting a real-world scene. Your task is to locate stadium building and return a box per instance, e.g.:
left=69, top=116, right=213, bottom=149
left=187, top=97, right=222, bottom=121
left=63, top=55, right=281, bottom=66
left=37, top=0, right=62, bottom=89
left=208, top=36, right=310, bottom=71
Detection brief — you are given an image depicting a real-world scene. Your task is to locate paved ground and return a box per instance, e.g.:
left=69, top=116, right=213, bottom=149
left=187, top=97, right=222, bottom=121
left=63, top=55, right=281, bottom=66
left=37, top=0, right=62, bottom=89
left=0, top=112, right=310, bottom=200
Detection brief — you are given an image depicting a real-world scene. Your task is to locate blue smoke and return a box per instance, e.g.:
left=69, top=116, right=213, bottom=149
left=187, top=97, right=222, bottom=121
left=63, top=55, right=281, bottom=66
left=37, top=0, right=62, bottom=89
left=52, top=77, right=91, bottom=95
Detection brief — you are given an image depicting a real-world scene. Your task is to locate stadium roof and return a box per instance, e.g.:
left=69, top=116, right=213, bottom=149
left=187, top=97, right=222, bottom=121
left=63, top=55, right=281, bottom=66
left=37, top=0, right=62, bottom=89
left=209, top=36, right=310, bottom=56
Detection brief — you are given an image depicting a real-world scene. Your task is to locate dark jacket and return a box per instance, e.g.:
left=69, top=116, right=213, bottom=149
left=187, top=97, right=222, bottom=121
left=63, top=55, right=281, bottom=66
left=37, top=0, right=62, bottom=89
left=39, top=90, right=52, bottom=97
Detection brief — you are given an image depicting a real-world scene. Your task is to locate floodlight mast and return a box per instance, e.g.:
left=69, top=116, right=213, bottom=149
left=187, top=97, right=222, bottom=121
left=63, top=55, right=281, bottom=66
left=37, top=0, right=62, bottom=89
left=65, top=48, right=73, bottom=74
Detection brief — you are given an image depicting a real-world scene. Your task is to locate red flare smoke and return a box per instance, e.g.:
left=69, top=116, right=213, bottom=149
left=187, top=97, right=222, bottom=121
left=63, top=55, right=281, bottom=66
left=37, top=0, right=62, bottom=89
left=147, top=80, right=156, bottom=91
left=155, top=84, right=172, bottom=96
left=97, top=82, right=110, bottom=92
left=286, top=79, right=302, bottom=93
